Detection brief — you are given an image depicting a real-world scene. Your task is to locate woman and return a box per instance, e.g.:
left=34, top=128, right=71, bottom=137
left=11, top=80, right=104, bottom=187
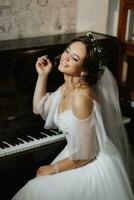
left=12, top=32, right=134, bottom=200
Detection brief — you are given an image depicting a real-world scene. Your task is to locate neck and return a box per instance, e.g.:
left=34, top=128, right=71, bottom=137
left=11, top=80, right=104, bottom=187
left=64, top=74, right=81, bottom=89
left=62, top=74, right=88, bottom=99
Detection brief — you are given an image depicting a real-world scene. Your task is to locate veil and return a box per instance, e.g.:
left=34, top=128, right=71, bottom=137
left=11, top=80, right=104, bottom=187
left=95, top=67, right=134, bottom=186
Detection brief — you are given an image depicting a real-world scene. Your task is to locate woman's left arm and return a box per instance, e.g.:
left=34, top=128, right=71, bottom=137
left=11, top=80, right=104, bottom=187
left=36, top=158, right=89, bottom=176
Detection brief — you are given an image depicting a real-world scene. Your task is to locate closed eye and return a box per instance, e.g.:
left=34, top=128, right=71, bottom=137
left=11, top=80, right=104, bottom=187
left=65, top=47, right=79, bottom=62
left=72, top=56, right=79, bottom=62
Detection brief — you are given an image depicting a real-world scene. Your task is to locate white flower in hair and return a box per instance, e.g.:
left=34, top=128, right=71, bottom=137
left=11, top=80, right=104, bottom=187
left=86, top=31, right=92, bottom=36
left=86, top=32, right=95, bottom=41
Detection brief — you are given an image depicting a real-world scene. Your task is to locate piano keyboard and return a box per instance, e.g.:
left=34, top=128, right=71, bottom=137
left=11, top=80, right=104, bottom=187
left=0, top=116, right=130, bottom=158
left=0, top=129, right=65, bottom=158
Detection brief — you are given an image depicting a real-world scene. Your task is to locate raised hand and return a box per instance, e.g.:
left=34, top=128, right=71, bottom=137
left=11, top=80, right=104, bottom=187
left=35, top=55, right=53, bottom=76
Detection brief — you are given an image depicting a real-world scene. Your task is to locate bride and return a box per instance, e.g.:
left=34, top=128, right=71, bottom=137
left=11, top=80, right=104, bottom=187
left=12, top=32, right=134, bottom=200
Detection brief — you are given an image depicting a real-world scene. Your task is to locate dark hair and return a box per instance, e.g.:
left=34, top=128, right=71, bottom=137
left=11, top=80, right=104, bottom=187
left=66, top=33, right=106, bottom=85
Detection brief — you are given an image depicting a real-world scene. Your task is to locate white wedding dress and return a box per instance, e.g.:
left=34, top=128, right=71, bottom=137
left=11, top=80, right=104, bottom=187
left=12, top=87, right=134, bottom=200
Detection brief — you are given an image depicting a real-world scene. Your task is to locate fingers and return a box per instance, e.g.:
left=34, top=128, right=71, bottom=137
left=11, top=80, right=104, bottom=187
left=37, top=55, right=48, bottom=66
left=35, top=55, right=53, bottom=75
left=36, top=166, right=48, bottom=176
left=36, top=168, right=40, bottom=176
left=36, top=167, right=43, bottom=176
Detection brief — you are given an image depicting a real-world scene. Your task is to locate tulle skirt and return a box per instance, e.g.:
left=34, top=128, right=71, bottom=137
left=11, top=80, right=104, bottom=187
left=11, top=142, right=134, bottom=200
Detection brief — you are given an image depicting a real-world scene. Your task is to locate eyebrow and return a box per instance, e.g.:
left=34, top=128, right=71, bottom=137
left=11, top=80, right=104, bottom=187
left=68, top=46, right=80, bottom=60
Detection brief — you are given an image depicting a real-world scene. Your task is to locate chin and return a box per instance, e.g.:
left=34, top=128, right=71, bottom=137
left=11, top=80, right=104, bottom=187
left=58, top=64, right=66, bottom=73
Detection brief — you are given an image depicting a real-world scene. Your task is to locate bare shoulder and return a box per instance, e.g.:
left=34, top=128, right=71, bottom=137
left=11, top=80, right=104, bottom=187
left=72, top=86, right=97, bottom=119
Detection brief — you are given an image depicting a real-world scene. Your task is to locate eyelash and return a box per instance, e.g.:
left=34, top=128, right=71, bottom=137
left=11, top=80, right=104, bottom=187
left=65, top=48, right=78, bottom=62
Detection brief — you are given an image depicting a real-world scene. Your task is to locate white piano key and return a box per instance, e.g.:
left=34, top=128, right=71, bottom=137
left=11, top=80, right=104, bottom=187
left=0, top=148, right=6, bottom=157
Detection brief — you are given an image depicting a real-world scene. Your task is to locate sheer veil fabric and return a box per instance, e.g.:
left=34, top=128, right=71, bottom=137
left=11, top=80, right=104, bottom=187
left=95, top=67, right=134, bottom=186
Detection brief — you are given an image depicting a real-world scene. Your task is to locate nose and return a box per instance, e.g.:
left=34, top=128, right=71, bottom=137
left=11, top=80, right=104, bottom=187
left=63, top=51, right=70, bottom=61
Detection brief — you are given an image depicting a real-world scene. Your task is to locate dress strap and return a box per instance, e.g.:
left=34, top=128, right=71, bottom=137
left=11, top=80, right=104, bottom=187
left=73, top=91, right=95, bottom=102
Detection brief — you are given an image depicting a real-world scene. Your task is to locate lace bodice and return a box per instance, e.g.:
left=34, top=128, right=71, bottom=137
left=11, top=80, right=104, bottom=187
left=54, top=108, right=72, bottom=136
left=54, top=111, right=71, bottom=134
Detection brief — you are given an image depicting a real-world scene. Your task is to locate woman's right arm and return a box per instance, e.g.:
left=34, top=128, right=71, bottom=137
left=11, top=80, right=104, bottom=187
left=33, top=55, right=53, bottom=114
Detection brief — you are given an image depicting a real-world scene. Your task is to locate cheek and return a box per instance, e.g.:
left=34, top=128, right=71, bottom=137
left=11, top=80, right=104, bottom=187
left=72, top=63, right=82, bottom=74
left=74, top=60, right=83, bottom=69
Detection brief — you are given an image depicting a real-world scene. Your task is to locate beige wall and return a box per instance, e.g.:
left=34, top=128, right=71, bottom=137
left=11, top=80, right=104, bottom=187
left=0, top=0, right=120, bottom=41
left=76, top=0, right=109, bottom=34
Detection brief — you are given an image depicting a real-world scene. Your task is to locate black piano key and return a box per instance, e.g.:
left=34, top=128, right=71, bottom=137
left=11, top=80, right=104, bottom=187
left=14, top=138, right=24, bottom=145
left=17, top=138, right=25, bottom=143
left=38, top=132, right=47, bottom=138
left=2, top=141, right=10, bottom=148
left=40, top=132, right=47, bottom=138
left=3, top=137, right=22, bottom=146
left=38, top=132, right=48, bottom=138
left=18, top=135, right=33, bottom=142
left=43, top=129, right=57, bottom=136
left=28, top=133, right=43, bottom=140
left=17, top=138, right=24, bottom=144
left=0, top=141, right=9, bottom=149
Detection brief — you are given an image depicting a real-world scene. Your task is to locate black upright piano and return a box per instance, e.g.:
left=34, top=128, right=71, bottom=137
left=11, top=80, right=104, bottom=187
left=0, top=32, right=118, bottom=200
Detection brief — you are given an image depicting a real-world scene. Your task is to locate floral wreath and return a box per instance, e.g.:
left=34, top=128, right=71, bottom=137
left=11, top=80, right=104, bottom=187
left=86, top=31, right=106, bottom=79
